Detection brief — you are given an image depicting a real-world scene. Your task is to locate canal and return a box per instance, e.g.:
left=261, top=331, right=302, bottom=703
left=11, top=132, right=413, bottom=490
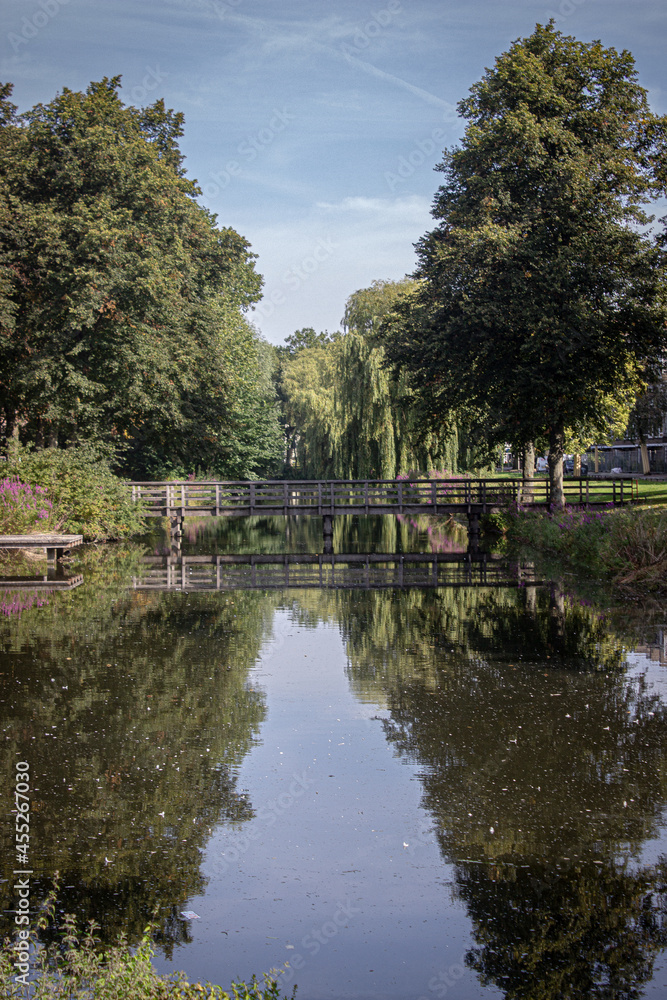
left=1, top=515, right=667, bottom=999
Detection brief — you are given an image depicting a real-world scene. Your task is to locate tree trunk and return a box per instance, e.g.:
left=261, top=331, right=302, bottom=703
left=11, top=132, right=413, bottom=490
left=522, top=441, right=535, bottom=478
left=548, top=422, right=565, bottom=509
left=639, top=433, right=650, bottom=475
left=521, top=441, right=535, bottom=502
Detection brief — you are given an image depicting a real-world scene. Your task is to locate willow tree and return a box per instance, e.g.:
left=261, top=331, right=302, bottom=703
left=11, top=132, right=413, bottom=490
left=382, top=23, right=667, bottom=504
left=280, top=280, right=459, bottom=479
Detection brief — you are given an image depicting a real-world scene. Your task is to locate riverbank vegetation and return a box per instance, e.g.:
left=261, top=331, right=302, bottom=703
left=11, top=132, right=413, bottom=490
left=2, top=445, right=146, bottom=539
left=0, top=904, right=292, bottom=999
left=497, top=504, right=667, bottom=593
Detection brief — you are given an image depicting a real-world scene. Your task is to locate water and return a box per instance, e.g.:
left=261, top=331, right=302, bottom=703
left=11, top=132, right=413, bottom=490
left=1, top=516, right=667, bottom=999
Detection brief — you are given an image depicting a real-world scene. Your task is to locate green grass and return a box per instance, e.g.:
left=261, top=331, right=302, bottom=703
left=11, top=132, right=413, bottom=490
left=478, top=471, right=667, bottom=505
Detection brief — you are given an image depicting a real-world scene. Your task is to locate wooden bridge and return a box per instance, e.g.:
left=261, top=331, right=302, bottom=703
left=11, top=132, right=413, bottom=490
left=133, top=552, right=543, bottom=592
left=130, top=477, right=632, bottom=545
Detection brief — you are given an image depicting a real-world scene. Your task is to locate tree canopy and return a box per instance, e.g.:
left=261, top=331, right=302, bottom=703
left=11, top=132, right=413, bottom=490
left=381, top=22, right=667, bottom=502
left=279, top=280, right=471, bottom=479
left=0, top=77, right=282, bottom=478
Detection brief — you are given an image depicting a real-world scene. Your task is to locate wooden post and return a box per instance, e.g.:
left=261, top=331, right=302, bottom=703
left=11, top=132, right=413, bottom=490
left=365, top=481, right=369, bottom=514
left=431, top=480, right=437, bottom=511
left=215, top=484, right=220, bottom=516
left=283, top=481, right=288, bottom=515
left=398, top=481, right=403, bottom=513
left=250, top=483, right=256, bottom=514
left=318, top=482, right=323, bottom=516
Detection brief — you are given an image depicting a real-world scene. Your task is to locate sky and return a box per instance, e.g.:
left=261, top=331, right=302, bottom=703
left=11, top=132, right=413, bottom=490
left=2, top=0, right=666, bottom=345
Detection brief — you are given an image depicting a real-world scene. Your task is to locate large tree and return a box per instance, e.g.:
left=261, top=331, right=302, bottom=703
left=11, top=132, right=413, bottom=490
left=382, top=23, right=667, bottom=504
left=0, top=78, right=282, bottom=478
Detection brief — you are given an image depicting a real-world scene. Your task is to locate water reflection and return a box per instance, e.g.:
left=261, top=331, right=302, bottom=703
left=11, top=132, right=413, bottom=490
left=328, top=585, right=667, bottom=997
left=0, top=546, right=276, bottom=954
left=1, top=522, right=667, bottom=997
left=162, top=512, right=469, bottom=556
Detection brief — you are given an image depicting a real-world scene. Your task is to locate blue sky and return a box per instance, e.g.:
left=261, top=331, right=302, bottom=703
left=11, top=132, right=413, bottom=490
left=2, top=0, right=666, bottom=344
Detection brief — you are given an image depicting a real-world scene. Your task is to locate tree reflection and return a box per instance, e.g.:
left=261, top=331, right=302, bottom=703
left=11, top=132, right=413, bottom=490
left=0, top=546, right=276, bottom=954
left=458, top=860, right=667, bottom=999
left=332, top=583, right=667, bottom=997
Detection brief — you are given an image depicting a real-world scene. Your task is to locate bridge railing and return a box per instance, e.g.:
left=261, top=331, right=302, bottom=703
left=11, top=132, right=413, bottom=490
left=129, top=477, right=630, bottom=516
left=132, top=553, right=543, bottom=591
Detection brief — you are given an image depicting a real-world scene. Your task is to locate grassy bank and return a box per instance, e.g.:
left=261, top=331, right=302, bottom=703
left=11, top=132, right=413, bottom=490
left=496, top=503, right=667, bottom=592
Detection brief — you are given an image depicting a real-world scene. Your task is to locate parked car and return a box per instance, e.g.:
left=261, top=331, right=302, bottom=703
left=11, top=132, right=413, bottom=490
left=564, top=457, right=588, bottom=476
left=536, top=456, right=548, bottom=472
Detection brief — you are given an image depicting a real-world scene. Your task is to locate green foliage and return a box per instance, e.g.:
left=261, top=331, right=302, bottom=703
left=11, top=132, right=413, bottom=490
left=597, top=505, right=667, bottom=588
left=503, top=503, right=667, bottom=592
left=5, top=444, right=147, bottom=539
left=0, top=885, right=294, bottom=999
left=381, top=22, right=667, bottom=504
left=0, top=78, right=282, bottom=479
left=280, top=281, right=461, bottom=478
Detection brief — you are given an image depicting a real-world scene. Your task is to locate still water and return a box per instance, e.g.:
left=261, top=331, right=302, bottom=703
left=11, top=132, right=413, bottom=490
left=1, top=515, right=667, bottom=999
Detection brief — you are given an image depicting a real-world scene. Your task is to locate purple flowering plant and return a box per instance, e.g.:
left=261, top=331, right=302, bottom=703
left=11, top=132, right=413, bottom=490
left=0, top=589, right=50, bottom=618
left=0, top=476, right=56, bottom=534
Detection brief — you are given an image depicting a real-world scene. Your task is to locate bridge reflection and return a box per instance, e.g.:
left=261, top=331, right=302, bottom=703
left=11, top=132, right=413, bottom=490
left=133, top=552, right=543, bottom=591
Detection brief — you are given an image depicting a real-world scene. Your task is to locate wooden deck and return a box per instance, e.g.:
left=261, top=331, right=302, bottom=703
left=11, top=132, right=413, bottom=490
left=133, top=552, right=543, bottom=591
left=0, top=574, right=83, bottom=590
left=130, top=477, right=632, bottom=520
left=0, top=534, right=84, bottom=561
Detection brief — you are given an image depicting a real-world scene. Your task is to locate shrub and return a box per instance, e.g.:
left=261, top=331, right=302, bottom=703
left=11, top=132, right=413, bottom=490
left=4, top=445, right=147, bottom=541
left=597, top=506, right=667, bottom=589
left=0, top=477, right=55, bottom=534
left=503, top=502, right=667, bottom=592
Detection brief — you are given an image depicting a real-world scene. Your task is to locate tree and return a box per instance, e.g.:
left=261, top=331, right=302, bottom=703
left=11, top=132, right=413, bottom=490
left=625, top=375, right=667, bottom=474
left=382, top=23, right=667, bottom=504
left=279, top=281, right=462, bottom=479
left=0, top=78, right=282, bottom=478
